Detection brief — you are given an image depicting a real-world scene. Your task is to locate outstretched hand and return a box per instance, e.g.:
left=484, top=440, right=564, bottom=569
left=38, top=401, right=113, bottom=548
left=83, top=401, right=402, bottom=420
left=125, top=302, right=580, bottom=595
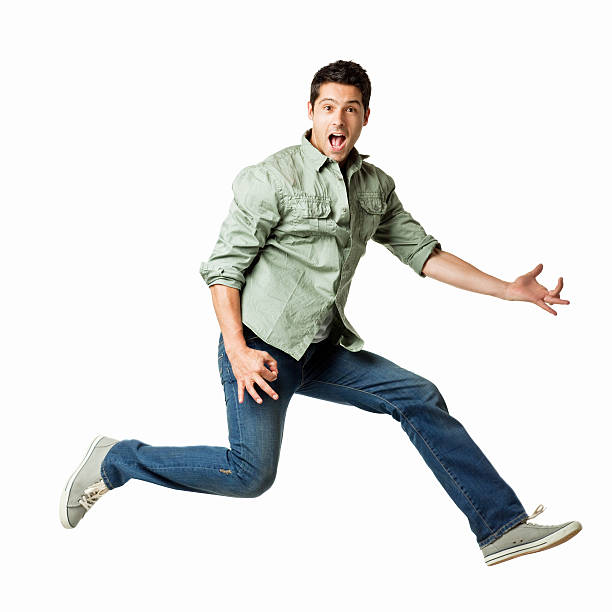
left=504, top=264, right=570, bottom=315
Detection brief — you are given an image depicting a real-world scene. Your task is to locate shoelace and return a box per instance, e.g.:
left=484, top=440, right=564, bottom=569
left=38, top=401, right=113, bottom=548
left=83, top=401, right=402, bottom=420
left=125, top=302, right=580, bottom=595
left=526, top=504, right=545, bottom=520
left=78, top=479, right=109, bottom=511
left=523, top=503, right=557, bottom=527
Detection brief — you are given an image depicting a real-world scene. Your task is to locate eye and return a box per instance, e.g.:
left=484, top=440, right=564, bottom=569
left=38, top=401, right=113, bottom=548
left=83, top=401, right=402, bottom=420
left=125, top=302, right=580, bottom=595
left=323, top=105, right=332, bottom=111
left=347, top=107, right=354, bottom=112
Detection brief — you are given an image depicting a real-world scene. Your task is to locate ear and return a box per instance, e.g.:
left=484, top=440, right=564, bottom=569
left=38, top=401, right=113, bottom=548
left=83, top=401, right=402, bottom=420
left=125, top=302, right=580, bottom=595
left=363, top=107, right=370, bottom=127
left=307, top=101, right=313, bottom=120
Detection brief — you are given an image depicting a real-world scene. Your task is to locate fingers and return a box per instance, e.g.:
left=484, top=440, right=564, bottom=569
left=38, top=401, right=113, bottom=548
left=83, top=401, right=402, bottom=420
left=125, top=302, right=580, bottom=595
left=238, top=379, right=260, bottom=404
left=238, top=379, right=258, bottom=404
left=254, top=373, right=279, bottom=402
left=243, top=374, right=278, bottom=404
left=263, top=352, right=278, bottom=375
left=235, top=350, right=280, bottom=404
left=260, top=363, right=278, bottom=382
left=549, top=276, right=564, bottom=296
left=536, top=299, right=557, bottom=315
left=243, top=379, right=263, bottom=404
left=530, top=263, right=544, bottom=278
left=545, top=295, right=570, bottom=305
left=544, top=276, right=569, bottom=304
left=260, top=352, right=278, bottom=383
left=530, top=269, right=569, bottom=311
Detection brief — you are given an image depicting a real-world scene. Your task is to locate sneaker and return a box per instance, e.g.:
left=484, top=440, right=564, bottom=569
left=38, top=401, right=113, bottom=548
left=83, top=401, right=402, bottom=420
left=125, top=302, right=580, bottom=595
left=481, top=504, right=582, bottom=566
left=60, top=435, right=118, bottom=529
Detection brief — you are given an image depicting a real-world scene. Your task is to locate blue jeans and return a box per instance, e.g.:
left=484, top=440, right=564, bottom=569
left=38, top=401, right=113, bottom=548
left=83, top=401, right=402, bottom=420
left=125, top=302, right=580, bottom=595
left=101, top=323, right=528, bottom=547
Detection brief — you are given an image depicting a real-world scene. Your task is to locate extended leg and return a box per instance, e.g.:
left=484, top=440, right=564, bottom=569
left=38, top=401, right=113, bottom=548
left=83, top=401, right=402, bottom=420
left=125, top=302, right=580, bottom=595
left=297, top=341, right=528, bottom=546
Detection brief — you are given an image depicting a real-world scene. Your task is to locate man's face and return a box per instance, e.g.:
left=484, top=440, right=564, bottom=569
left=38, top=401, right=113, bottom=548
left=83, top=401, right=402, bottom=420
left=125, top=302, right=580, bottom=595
left=307, top=82, right=370, bottom=169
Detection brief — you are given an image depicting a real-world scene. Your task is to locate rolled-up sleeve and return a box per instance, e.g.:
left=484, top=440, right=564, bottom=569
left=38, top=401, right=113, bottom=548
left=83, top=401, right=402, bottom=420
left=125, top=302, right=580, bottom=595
left=372, top=176, right=441, bottom=277
left=200, top=166, right=281, bottom=290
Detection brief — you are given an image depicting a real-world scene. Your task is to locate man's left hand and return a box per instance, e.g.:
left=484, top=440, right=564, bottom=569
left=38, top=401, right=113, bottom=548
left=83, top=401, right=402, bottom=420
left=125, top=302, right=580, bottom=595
left=504, top=263, right=570, bottom=315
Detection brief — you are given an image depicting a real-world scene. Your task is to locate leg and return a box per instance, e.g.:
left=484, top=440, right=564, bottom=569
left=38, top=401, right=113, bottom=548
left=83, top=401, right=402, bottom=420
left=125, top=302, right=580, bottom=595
left=101, top=325, right=304, bottom=498
left=296, top=341, right=528, bottom=547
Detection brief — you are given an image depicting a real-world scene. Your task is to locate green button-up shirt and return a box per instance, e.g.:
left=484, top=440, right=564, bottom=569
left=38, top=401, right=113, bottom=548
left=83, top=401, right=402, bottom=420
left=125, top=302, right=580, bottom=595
left=201, top=128, right=441, bottom=360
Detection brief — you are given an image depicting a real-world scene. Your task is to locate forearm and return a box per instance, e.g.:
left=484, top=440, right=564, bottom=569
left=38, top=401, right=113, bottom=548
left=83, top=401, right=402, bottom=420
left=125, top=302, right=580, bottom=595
left=210, top=284, right=247, bottom=354
left=421, top=248, right=509, bottom=299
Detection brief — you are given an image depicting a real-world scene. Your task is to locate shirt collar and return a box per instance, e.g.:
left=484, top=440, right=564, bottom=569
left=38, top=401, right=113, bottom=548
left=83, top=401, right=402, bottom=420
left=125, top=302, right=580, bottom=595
left=301, top=128, right=370, bottom=173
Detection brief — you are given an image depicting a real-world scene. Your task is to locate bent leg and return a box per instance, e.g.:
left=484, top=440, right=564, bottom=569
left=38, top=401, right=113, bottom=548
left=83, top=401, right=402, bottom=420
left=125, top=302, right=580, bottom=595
left=101, top=328, right=303, bottom=498
left=297, top=342, right=527, bottom=546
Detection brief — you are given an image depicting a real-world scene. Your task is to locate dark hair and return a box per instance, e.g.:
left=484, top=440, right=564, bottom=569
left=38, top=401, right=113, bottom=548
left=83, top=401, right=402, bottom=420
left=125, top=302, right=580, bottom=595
left=310, top=60, right=371, bottom=115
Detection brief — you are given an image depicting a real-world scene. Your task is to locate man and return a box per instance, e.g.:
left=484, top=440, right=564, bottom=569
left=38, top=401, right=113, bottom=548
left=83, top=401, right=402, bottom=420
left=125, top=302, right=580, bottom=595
left=60, top=60, right=581, bottom=566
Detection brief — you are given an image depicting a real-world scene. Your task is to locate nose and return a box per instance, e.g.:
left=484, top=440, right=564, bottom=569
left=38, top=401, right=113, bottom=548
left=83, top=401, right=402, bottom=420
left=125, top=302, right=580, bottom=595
left=331, top=108, right=344, bottom=126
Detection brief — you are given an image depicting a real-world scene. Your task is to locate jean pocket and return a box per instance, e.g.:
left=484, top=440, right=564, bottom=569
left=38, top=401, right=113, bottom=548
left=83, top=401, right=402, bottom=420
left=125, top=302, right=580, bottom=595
left=217, top=352, right=224, bottom=382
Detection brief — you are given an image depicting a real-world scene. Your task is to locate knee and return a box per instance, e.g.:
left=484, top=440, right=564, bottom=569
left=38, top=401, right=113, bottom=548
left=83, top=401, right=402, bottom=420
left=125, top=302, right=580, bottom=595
left=400, top=376, right=447, bottom=413
left=240, top=468, right=277, bottom=498
left=420, top=379, right=448, bottom=412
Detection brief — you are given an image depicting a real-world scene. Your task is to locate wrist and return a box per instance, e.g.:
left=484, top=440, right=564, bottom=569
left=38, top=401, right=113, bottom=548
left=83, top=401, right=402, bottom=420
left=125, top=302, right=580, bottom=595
left=222, top=329, right=247, bottom=357
left=499, top=280, right=511, bottom=301
left=225, top=339, right=247, bottom=358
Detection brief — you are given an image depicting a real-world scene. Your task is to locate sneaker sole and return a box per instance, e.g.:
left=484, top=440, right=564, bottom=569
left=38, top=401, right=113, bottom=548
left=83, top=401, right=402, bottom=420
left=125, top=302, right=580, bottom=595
left=485, top=521, right=582, bottom=566
left=59, top=434, right=105, bottom=529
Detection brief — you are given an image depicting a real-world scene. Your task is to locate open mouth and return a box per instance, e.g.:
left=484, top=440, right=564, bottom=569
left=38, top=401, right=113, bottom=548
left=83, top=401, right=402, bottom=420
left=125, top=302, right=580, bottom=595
left=329, top=133, right=347, bottom=152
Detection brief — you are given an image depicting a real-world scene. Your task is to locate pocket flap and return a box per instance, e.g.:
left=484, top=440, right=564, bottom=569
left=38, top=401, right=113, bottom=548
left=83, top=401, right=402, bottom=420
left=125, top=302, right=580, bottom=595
left=358, top=194, right=387, bottom=215
left=290, top=195, right=332, bottom=218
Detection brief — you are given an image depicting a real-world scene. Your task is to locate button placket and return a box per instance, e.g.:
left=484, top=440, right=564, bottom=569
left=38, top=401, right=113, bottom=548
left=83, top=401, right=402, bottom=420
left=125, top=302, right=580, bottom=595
left=333, top=171, right=350, bottom=221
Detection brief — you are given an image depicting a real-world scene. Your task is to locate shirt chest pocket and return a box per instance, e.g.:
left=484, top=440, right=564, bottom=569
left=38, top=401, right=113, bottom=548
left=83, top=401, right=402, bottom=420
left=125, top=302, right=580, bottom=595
left=286, top=195, right=333, bottom=237
left=357, top=193, right=387, bottom=241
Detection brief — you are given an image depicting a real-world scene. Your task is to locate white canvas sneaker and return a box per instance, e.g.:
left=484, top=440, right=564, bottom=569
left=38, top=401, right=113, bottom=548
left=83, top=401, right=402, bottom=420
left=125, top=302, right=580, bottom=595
left=481, top=504, right=582, bottom=566
left=60, top=435, right=118, bottom=529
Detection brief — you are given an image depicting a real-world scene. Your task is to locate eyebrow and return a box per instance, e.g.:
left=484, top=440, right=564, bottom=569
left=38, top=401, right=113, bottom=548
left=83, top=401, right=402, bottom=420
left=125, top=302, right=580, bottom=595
left=318, top=97, right=362, bottom=107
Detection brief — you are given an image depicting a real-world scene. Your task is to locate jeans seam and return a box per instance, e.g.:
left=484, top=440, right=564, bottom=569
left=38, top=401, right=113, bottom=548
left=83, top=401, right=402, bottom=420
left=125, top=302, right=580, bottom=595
left=101, top=459, right=115, bottom=490
left=221, top=352, right=248, bottom=482
left=309, top=378, right=495, bottom=535
left=228, top=380, right=247, bottom=481
left=108, top=459, right=230, bottom=471
left=144, top=465, right=231, bottom=471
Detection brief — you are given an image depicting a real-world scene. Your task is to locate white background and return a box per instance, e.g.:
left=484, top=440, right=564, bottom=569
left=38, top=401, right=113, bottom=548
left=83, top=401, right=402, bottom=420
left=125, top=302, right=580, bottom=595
left=2, top=1, right=610, bottom=610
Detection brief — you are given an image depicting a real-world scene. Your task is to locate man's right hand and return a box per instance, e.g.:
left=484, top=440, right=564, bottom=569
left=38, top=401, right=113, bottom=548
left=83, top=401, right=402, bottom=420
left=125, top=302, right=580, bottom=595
left=226, top=346, right=279, bottom=404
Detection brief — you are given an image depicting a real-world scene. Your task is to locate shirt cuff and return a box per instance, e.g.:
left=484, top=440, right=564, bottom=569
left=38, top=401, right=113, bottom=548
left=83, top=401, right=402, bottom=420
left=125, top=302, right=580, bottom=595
left=409, top=237, right=441, bottom=278
left=200, top=262, right=245, bottom=290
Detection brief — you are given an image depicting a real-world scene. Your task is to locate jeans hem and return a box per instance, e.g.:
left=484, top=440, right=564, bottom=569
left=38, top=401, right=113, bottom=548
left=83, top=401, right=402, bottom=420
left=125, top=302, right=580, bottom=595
left=100, top=449, right=117, bottom=490
left=478, top=511, right=529, bottom=548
